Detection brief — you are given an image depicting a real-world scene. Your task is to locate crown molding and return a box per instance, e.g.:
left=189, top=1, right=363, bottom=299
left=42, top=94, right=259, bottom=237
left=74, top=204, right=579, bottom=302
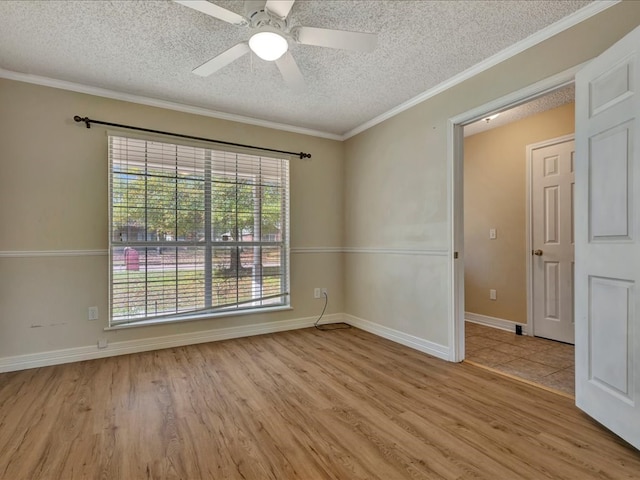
left=0, top=68, right=342, bottom=141
left=0, top=1, right=617, bottom=142
left=341, top=0, right=618, bottom=140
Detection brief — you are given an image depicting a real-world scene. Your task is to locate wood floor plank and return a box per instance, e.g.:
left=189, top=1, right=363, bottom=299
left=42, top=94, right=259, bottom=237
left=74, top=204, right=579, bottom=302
left=1, top=327, right=639, bottom=479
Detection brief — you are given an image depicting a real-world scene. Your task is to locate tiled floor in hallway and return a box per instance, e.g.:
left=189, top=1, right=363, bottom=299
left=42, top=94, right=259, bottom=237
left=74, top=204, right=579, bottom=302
left=465, top=321, right=574, bottom=396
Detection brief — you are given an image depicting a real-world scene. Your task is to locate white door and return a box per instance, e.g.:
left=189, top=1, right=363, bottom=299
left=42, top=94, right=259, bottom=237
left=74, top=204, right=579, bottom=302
left=531, top=137, right=575, bottom=344
left=575, top=25, right=640, bottom=450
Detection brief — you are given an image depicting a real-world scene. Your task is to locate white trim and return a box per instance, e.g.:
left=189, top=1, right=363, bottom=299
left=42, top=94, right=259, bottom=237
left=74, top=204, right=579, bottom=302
left=448, top=65, right=582, bottom=364
left=0, top=68, right=342, bottom=141
left=105, top=306, right=295, bottom=330
left=342, top=1, right=615, bottom=139
left=290, top=247, right=343, bottom=254
left=0, top=248, right=344, bottom=258
left=343, top=247, right=448, bottom=256
left=448, top=122, right=465, bottom=362
left=343, top=314, right=450, bottom=361
left=525, top=134, right=575, bottom=340
left=0, top=249, right=108, bottom=258
left=1, top=312, right=458, bottom=372
left=449, top=65, right=583, bottom=127
left=0, top=313, right=343, bottom=373
left=0, top=247, right=450, bottom=257
left=465, top=312, right=528, bottom=335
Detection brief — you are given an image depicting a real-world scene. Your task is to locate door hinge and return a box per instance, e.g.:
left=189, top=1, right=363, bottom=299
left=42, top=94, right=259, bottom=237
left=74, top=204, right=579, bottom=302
left=454, top=251, right=459, bottom=259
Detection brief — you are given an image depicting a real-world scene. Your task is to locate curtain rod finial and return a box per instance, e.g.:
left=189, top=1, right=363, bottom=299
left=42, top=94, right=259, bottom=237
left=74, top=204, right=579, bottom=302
left=299, top=152, right=311, bottom=159
left=74, top=115, right=91, bottom=128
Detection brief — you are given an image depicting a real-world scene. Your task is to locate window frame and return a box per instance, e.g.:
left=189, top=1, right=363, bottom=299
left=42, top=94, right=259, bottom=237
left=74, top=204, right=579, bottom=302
left=107, top=133, right=291, bottom=328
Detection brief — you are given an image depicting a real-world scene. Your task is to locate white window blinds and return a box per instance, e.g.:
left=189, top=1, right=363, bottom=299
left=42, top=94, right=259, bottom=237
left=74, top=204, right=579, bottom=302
left=109, top=135, right=290, bottom=326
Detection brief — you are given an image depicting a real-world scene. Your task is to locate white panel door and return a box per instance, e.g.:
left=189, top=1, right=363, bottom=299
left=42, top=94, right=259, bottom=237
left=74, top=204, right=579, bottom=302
left=575, top=25, right=640, bottom=450
left=531, top=138, right=575, bottom=344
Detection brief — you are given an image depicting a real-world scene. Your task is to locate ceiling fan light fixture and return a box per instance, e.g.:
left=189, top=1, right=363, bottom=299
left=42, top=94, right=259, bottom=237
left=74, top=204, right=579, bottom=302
left=249, top=31, right=288, bottom=61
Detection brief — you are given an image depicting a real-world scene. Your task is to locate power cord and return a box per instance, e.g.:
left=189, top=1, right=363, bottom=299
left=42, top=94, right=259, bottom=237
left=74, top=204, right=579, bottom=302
left=314, top=292, right=351, bottom=330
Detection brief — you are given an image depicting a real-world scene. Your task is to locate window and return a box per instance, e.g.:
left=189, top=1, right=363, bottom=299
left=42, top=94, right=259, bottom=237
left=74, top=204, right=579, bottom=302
left=109, top=135, right=290, bottom=327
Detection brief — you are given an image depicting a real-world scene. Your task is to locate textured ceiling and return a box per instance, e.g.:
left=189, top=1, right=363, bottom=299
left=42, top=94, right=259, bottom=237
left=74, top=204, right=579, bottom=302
left=464, top=84, right=575, bottom=137
left=0, top=0, right=593, bottom=137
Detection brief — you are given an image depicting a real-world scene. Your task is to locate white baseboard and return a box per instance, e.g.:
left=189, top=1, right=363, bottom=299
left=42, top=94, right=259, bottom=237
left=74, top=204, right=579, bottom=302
left=465, top=312, right=529, bottom=335
left=0, top=312, right=454, bottom=373
left=0, top=313, right=342, bottom=373
left=343, top=314, right=450, bottom=361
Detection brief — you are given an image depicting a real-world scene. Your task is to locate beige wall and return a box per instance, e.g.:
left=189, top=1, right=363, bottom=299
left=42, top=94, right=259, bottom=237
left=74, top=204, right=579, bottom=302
left=2, top=2, right=640, bottom=365
left=463, top=103, right=575, bottom=324
left=0, top=79, right=344, bottom=359
left=344, top=3, right=640, bottom=349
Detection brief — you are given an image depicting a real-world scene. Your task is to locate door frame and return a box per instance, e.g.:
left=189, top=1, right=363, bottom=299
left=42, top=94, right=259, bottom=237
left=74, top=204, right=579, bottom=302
left=447, top=63, right=585, bottom=362
left=525, top=134, right=575, bottom=341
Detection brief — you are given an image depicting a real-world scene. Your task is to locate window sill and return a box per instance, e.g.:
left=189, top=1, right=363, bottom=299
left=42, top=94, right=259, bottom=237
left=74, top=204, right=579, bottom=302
left=104, top=305, right=293, bottom=331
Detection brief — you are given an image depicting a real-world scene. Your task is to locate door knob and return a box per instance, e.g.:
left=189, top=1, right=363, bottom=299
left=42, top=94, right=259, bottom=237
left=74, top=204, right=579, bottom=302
left=532, top=249, right=543, bottom=256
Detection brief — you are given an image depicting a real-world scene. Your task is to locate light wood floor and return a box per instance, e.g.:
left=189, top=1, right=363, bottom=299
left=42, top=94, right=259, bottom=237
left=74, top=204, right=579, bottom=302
left=1, top=328, right=639, bottom=479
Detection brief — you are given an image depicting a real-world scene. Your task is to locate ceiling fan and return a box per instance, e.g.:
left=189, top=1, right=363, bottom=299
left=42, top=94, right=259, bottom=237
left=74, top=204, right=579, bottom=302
left=174, top=0, right=377, bottom=91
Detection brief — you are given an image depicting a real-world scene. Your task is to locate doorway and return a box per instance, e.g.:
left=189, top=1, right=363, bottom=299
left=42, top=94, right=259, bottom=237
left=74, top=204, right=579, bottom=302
left=449, top=73, right=578, bottom=395
left=449, top=23, right=640, bottom=452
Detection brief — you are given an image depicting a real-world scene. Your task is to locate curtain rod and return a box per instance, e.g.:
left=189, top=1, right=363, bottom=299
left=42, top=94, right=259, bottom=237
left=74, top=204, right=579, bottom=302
left=73, top=115, right=312, bottom=159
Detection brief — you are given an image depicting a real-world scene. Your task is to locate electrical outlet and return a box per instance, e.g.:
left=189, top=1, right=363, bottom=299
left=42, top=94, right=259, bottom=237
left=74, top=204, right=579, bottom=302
left=97, top=338, right=108, bottom=349
left=314, top=288, right=321, bottom=299
left=88, top=306, right=99, bottom=320
left=321, top=288, right=328, bottom=297
left=489, top=289, right=497, bottom=300
left=489, top=228, right=497, bottom=239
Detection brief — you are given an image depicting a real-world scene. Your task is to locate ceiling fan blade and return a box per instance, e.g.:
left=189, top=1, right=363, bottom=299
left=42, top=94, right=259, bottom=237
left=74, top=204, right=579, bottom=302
left=174, top=1, right=248, bottom=26
left=294, top=26, right=377, bottom=52
left=265, top=0, right=295, bottom=19
left=275, top=52, right=305, bottom=91
left=193, top=42, right=250, bottom=77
